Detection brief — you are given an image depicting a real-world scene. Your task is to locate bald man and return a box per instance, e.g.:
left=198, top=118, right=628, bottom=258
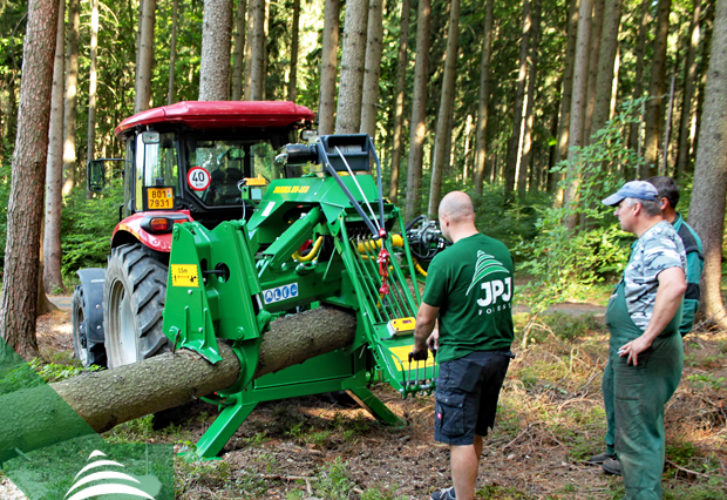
left=411, top=191, right=515, bottom=500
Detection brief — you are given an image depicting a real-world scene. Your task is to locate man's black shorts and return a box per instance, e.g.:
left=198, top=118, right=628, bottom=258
left=434, top=350, right=512, bottom=446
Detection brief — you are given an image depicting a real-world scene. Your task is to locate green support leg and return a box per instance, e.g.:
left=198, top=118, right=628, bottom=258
left=345, top=385, right=406, bottom=427
left=189, top=401, right=258, bottom=460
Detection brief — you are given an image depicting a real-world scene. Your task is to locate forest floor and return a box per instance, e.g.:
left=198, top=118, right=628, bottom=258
left=2, top=301, right=726, bottom=499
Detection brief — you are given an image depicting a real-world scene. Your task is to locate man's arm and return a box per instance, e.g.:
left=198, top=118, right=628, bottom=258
left=619, top=266, right=686, bottom=366
left=680, top=249, right=704, bottom=334
left=410, top=302, right=440, bottom=360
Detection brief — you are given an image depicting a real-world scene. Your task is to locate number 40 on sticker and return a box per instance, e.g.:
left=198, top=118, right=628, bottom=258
left=187, top=167, right=211, bottom=191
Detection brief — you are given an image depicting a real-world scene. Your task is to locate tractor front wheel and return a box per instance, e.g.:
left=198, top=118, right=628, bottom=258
left=103, top=243, right=170, bottom=368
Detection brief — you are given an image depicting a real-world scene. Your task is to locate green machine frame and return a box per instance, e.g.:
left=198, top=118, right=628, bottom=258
left=162, top=134, right=438, bottom=459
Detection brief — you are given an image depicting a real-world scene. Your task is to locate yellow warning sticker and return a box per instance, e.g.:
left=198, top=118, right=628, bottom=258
left=388, top=345, right=437, bottom=369
left=273, top=185, right=310, bottom=194
left=171, top=264, right=199, bottom=288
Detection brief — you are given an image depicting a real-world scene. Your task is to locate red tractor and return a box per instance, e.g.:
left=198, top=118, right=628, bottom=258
left=72, top=101, right=314, bottom=368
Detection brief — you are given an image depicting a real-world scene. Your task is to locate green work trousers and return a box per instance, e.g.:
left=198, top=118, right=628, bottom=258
left=603, top=282, right=683, bottom=500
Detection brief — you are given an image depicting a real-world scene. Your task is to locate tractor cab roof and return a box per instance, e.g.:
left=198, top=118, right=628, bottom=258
left=114, top=101, right=315, bottom=137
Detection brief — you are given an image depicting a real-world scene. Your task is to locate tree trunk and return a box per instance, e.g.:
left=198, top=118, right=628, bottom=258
left=287, top=0, right=300, bottom=102
left=387, top=0, right=411, bottom=202
left=643, top=0, right=672, bottom=175
left=473, top=0, right=494, bottom=196
left=247, top=0, right=265, bottom=100
left=627, top=0, right=651, bottom=155
left=86, top=0, right=99, bottom=171
left=404, top=0, right=431, bottom=222
left=359, top=0, right=383, bottom=138
left=335, top=0, right=368, bottom=134
left=687, top=0, right=727, bottom=330
left=0, top=307, right=356, bottom=453
left=583, top=0, right=604, bottom=142
left=62, top=0, right=81, bottom=195
left=427, top=0, right=460, bottom=216
left=590, top=0, right=621, bottom=136
left=519, top=0, right=542, bottom=194
left=675, top=0, right=702, bottom=178
left=318, top=0, right=341, bottom=135
left=0, top=0, right=59, bottom=360
left=167, top=0, right=180, bottom=103
left=134, top=0, right=155, bottom=113
left=562, top=0, right=593, bottom=229
left=504, top=0, right=531, bottom=201
left=199, top=0, right=232, bottom=101
left=43, top=0, right=66, bottom=295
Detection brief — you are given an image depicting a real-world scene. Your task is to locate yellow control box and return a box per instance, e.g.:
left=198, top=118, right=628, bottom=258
left=387, top=317, right=416, bottom=337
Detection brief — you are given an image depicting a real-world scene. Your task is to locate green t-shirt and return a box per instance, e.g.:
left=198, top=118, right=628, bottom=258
left=422, top=233, right=514, bottom=362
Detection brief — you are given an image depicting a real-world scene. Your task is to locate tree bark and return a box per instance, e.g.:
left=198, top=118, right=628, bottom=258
left=590, top=0, right=621, bottom=136
left=583, top=0, right=604, bottom=142
left=520, top=0, right=542, bottom=194
left=318, top=0, right=341, bottom=135
left=675, top=0, right=702, bottom=178
left=199, top=0, right=232, bottom=101
left=359, top=0, right=383, bottom=138
left=627, top=0, right=651, bottom=156
left=62, top=0, right=81, bottom=195
left=688, top=0, right=727, bottom=330
left=404, top=0, right=431, bottom=222
left=0, top=0, right=59, bottom=360
left=643, top=0, right=672, bottom=175
left=288, top=0, right=301, bottom=102
left=335, top=0, right=368, bottom=134
left=43, top=0, right=66, bottom=295
left=427, top=0, right=460, bottom=216
left=247, top=0, right=265, bottom=100
left=230, top=0, right=246, bottom=101
left=86, top=0, right=99, bottom=170
left=0, top=307, right=356, bottom=453
left=167, top=0, right=180, bottom=103
left=387, top=0, right=411, bottom=202
left=473, top=0, right=494, bottom=196
left=134, top=0, right=155, bottom=113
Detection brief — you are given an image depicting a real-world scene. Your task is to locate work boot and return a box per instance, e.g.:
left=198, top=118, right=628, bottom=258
left=430, top=486, right=456, bottom=499
left=586, top=451, right=616, bottom=465
left=602, top=457, right=623, bottom=476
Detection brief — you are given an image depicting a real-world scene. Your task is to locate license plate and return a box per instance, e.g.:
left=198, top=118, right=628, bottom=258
left=146, top=187, right=174, bottom=209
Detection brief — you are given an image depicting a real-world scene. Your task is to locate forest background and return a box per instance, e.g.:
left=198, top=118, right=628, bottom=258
left=1, top=0, right=727, bottom=352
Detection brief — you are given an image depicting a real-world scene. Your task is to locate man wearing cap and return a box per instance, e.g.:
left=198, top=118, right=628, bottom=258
left=595, top=180, right=687, bottom=499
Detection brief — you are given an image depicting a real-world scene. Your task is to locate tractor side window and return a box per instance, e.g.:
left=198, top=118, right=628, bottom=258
left=250, top=142, right=280, bottom=182
left=136, top=132, right=179, bottom=211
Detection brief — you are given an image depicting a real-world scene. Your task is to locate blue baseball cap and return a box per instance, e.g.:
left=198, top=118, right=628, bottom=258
left=602, top=180, right=659, bottom=206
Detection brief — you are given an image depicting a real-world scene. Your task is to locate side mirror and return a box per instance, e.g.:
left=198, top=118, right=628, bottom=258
left=87, top=159, right=106, bottom=193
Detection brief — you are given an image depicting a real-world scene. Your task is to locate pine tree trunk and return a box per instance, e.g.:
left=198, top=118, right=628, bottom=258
left=627, top=0, right=651, bottom=155
left=43, top=0, right=66, bottom=295
left=360, top=0, right=383, bottom=138
left=199, top=0, right=232, bottom=101
left=583, top=0, right=604, bottom=142
left=643, top=0, right=672, bottom=175
left=335, top=0, right=368, bottom=134
left=0, top=307, right=356, bottom=453
left=167, top=0, right=180, bottom=103
left=387, top=0, right=411, bottom=202
left=687, top=0, right=727, bottom=330
left=590, top=0, right=621, bottom=135
left=62, top=0, right=81, bottom=195
left=86, top=0, right=99, bottom=171
left=520, top=0, right=542, bottom=194
left=0, top=0, right=59, bottom=360
left=318, top=0, right=341, bottom=135
left=404, top=0, right=431, bottom=222
left=675, top=0, right=702, bottom=178
left=247, top=0, right=266, bottom=100
left=134, top=0, right=155, bottom=113
left=288, top=0, right=300, bottom=102
left=427, top=0, right=460, bottom=216
left=473, top=0, right=494, bottom=196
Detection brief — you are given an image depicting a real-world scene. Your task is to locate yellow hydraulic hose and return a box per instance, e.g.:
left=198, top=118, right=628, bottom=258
left=292, top=236, right=324, bottom=262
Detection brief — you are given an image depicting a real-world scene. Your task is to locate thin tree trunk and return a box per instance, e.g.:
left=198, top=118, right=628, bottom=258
left=628, top=0, right=651, bottom=154
left=167, top=0, right=180, bottom=103
left=643, top=0, right=672, bottom=175
left=688, top=0, right=727, bottom=330
left=0, top=0, right=59, bottom=360
left=43, top=0, right=66, bottom=295
left=427, top=0, right=460, bottom=216
left=562, top=0, right=593, bottom=229
left=519, top=0, right=542, bottom=194
left=387, top=0, right=411, bottom=202
left=473, top=0, right=494, bottom=196
left=199, top=0, right=232, bottom=100
left=676, top=0, right=702, bottom=178
left=318, top=0, right=340, bottom=135
left=504, top=0, right=531, bottom=201
left=247, top=0, right=265, bottom=100
left=360, top=0, right=383, bottom=137
left=62, top=0, right=81, bottom=195
left=590, top=0, right=622, bottom=135
left=335, top=0, right=368, bottom=134
left=134, top=0, right=155, bottom=112
left=287, top=0, right=300, bottom=102
left=583, top=0, right=604, bottom=141
left=404, top=0, right=431, bottom=222
left=86, top=0, right=99, bottom=172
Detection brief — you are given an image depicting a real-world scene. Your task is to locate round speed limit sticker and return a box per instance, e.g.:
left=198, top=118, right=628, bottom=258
left=187, top=167, right=211, bottom=191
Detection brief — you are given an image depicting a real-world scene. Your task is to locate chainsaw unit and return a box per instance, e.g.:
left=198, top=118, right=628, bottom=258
left=72, top=101, right=442, bottom=459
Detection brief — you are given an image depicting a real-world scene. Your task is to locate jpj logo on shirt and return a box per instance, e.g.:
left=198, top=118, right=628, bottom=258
left=466, top=250, right=511, bottom=315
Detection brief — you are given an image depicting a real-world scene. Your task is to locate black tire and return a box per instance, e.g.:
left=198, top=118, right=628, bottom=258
left=72, top=286, right=107, bottom=367
left=103, top=243, right=170, bottom=368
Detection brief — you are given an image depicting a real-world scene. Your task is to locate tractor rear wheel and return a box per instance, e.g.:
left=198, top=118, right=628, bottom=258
left=103, top=243, right=170, bottom=368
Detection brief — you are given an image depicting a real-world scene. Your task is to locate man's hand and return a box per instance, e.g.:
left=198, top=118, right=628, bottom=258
left=427, top=329, right=439, bottom=354
left=618, top=335, right=652, bottom=366
left=409, top=344, right=428, bottom=361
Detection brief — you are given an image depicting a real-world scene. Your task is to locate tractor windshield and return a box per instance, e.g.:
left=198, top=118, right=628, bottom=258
left=186, top=139, right=279, bottom=206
